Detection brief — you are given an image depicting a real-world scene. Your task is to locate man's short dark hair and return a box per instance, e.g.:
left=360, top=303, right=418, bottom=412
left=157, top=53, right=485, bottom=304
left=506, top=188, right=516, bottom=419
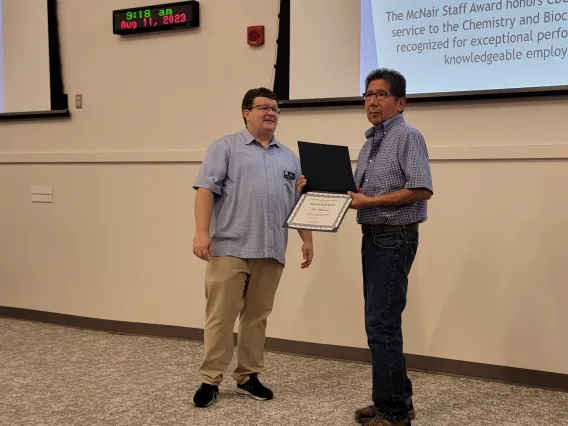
left=241, top=88, right=279, bottom=125
left=364, top=68, right=406, bottom=98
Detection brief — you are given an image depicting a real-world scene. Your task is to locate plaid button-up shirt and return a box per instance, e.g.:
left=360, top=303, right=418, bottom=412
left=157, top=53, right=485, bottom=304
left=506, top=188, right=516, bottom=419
left=353, top=114, right=433, bottom=226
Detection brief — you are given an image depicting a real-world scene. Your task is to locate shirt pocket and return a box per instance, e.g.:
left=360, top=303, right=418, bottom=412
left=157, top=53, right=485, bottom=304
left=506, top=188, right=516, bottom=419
left=375, top=158, right=404, bottom=193
left=274, top=163, right=296, bottom=208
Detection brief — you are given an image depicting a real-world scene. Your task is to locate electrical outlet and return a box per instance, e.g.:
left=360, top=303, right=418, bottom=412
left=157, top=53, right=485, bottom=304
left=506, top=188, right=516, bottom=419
left=76, top=94, right=83, bottom=109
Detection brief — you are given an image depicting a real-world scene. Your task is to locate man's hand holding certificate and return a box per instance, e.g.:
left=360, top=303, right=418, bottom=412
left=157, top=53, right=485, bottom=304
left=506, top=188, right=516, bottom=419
left=283, top=141, right=356, bottom=233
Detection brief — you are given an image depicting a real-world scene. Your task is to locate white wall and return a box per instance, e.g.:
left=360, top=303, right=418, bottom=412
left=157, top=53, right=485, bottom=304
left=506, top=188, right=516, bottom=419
left=1, top=0, right=567, bottom=376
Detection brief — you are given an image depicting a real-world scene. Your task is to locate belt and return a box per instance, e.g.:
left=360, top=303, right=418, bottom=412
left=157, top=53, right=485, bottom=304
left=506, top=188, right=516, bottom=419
left=361, top=223, right=419, bottom=235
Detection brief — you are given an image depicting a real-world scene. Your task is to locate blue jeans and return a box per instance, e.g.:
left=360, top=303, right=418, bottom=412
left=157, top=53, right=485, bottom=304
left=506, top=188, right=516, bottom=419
left=362, top=229, right=418, bottom=422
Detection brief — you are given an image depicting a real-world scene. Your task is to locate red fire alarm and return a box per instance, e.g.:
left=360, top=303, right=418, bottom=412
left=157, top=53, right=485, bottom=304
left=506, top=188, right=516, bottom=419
left=247, top=26, right=265, bottom=46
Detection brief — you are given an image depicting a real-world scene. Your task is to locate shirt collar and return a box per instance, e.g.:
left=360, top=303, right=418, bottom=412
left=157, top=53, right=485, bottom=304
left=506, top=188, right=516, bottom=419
left=364, top=113, right=405, bottom=139
left=242, top=128, right=281, bottom=148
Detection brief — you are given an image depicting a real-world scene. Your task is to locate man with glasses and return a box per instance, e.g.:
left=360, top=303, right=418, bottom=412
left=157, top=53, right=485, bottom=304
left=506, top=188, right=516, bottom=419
left=191, top=87, right=314, bottom=408
left=298, top=68, right=433, bottom=426
left=352, top=69, right=432, bottom=426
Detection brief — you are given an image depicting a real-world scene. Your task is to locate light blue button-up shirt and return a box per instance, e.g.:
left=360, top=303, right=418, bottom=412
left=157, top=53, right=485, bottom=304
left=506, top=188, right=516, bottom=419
left=193, top=129, right=301, bottom=266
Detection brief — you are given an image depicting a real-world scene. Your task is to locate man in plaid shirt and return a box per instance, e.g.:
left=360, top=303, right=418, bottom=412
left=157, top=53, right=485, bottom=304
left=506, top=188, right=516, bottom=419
left=299, top=68, right=433, bottom=426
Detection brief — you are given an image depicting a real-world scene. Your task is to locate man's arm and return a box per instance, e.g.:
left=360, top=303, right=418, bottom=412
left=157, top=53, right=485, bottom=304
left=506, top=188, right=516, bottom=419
left=294, top=161, right=314, bottom=268
left=192, top=140, right=229, bottom=260
left=297, top=229, right=314, bottom=269
left=193, top=188, right=215, bottom=261
left=349, top=187, right=431, bottom=208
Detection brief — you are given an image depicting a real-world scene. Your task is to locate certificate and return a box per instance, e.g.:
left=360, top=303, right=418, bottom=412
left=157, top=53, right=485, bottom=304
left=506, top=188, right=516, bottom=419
left=283, top=141, right=356, bottom=232
left=284, top=192, right=352, bottom=232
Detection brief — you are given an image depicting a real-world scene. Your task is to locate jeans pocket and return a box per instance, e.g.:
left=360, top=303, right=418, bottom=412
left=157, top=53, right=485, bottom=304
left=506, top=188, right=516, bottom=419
left=372, top=233, right=402, bottom=249
left=404, top=239, right=419, bottom=275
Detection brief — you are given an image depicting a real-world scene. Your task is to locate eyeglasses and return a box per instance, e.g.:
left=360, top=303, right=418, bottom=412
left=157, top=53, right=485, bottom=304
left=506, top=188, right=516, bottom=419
left=362, top=91, right=394, bottom=102
left=250, top=105, right=281, bottom=114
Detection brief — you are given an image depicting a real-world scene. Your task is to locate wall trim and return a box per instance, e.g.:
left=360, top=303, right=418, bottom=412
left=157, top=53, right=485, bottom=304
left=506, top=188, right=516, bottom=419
left=1, top=306, right=566, bottom=392
left=1, top=144, right=568, bottom=164
left=0, top=150, right=205, bottom=164
left=427, top=144, right=568, bottom=161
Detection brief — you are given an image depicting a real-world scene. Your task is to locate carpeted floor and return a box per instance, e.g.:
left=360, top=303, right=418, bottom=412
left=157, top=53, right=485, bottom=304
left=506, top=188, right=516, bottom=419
left=1, top=318, right=567, bottom=426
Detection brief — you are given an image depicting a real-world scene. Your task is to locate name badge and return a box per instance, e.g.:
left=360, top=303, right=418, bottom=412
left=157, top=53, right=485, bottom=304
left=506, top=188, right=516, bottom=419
left=283, top=170, right=296, bottom=180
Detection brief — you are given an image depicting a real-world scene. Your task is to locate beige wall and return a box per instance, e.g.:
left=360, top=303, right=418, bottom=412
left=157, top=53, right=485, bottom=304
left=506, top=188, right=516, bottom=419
left=1, top=0, right=568, bottom=375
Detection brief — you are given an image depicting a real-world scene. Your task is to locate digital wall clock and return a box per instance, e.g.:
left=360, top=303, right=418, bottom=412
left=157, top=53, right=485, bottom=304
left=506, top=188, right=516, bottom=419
left=113, top=1, right=200, bottom=35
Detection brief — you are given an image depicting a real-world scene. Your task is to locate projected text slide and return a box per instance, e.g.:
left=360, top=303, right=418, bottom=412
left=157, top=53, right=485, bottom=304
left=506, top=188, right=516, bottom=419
left=0, top=0, right=4, bottom=112
left=364, top=0, right=568, bottom=94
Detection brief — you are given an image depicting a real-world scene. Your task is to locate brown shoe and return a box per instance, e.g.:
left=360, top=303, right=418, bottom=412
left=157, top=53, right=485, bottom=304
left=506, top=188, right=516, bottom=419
left=354, top=398, right=415, bottom=424
left=365, top=417, right=410, bottom=426
left=354, top=404, right=378, bottom=424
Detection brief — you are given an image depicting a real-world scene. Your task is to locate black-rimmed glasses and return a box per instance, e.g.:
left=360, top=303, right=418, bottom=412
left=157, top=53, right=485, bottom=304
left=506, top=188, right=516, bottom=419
left=250, top=105, right=281, bottom=114
left=362, top=92, right=394, bottom=101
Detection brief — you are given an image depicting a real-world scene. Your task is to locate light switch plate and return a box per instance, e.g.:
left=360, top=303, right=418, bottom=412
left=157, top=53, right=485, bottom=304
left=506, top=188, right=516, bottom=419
left=31, top=194, right=53, bottom=203
left=31, top=186, right=53, bottom=195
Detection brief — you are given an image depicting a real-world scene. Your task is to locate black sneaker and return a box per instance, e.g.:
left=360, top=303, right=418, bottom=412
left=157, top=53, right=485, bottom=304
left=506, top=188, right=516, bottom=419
left=192, top=383, right=218, bottom=408
left=236, top=374, right=273, bottom=400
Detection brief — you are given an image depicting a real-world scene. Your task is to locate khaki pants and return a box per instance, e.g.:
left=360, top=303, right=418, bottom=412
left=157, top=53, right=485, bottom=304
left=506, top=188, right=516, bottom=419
left=199, top=256, right=283, bottom=385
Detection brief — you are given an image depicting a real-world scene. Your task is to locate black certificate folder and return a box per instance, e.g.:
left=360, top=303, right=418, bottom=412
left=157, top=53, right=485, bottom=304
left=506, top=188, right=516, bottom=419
left=297, top=141, right=356, bottom=194
left=283, top=141, right=354, bottom=233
